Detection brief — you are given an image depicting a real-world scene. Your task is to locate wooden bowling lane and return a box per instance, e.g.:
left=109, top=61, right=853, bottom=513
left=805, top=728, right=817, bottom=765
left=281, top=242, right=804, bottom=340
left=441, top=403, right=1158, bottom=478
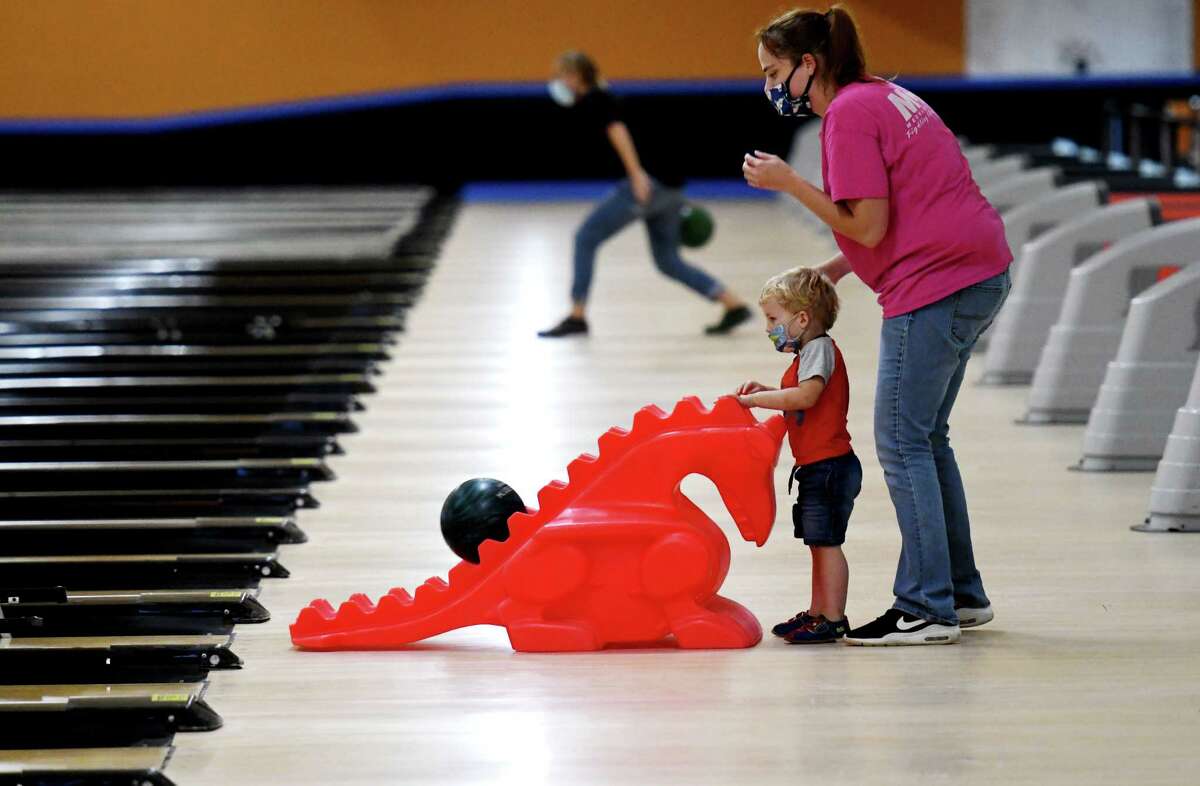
left=158, top=199, right=1200, bottom=784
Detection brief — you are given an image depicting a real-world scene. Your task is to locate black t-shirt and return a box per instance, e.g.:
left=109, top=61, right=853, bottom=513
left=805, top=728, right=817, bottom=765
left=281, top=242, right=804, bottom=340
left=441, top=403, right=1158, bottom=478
left=572, top=88, right=685, bottom=188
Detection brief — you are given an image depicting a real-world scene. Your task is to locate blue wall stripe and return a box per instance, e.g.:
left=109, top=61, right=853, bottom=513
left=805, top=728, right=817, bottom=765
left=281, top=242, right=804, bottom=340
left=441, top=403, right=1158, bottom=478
left=461, top=179, right=773, bottom=202
left=2, top=73, right=1199, bottom=135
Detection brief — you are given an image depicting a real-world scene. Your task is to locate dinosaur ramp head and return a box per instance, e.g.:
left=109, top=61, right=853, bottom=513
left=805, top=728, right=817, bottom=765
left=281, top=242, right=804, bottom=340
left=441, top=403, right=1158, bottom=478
left=718, top=409, right=787, bottom=547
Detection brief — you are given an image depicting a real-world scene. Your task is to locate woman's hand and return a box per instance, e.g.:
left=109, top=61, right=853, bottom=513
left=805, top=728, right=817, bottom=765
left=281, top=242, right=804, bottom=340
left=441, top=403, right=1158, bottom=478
left=736, top=394, right=757, bottom=408
left=630, top=169, right=653, bottom=205
left=816, top=254, right=854, bottom=286
left=742, top=151, right=799, bottom=193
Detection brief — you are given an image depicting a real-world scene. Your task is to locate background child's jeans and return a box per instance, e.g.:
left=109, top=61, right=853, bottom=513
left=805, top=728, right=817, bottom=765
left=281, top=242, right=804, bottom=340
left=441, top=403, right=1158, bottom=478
left=570, top=178, right=725, bottom=304
left=875, top=269, right=1012, bottom=625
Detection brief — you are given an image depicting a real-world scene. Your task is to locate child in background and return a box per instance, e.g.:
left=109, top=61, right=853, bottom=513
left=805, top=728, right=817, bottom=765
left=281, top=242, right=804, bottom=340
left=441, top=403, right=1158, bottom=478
left=537, top=50, right=751, bottom=338
left=736, top=267, right=861, bottom=644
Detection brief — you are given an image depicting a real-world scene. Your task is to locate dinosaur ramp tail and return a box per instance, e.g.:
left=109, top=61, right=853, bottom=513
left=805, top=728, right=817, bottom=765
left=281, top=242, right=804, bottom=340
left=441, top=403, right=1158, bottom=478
left=290, top=561, right=503, bottom=650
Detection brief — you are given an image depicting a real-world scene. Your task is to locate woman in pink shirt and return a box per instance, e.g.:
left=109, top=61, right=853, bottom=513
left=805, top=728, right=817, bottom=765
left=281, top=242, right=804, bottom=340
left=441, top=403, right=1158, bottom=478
left=744, top=5, right=1012, bottom=646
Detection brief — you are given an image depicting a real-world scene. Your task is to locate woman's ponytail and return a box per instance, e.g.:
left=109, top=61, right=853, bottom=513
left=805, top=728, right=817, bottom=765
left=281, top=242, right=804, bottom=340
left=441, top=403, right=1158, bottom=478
left=756, top=4, right=868, bottom=88
left=824, top=5, right=867, bottom=87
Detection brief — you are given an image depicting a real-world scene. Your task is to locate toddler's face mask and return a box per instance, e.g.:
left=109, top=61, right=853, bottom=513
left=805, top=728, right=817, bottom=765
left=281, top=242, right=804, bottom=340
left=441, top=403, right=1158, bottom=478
left=768, top=312, right=804, bottom=353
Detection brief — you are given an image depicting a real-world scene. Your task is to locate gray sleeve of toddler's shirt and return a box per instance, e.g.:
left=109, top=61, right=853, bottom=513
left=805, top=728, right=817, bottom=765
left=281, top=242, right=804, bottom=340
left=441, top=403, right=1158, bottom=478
left=795, top=336, right=836, bottom=383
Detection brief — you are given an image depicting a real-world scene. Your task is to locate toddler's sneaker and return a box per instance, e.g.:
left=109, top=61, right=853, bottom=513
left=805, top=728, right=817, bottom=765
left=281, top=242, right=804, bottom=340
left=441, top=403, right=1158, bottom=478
left=843, top=608, right=960, bottom=646
left=955, top=605, right=994, bottom=629
left=771, top=611, right=814, bottom=638
left=784, top=615, right=849, bottom=644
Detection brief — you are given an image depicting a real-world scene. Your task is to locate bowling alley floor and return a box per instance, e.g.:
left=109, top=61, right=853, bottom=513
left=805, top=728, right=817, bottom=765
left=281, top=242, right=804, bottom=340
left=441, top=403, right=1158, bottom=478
left=170, top=198, right=1200, bottom=785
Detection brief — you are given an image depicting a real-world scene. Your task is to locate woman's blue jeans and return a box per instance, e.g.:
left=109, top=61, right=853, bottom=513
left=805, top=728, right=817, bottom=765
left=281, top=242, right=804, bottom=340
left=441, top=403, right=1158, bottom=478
left=571, top=179, right=724, bottom=304
left=875, top=270, right=1011, bottom=625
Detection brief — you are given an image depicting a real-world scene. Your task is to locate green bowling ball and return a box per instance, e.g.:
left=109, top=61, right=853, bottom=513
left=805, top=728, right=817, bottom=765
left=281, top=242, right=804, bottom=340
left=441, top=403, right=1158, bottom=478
left=679, top=203, right=715, bottom=248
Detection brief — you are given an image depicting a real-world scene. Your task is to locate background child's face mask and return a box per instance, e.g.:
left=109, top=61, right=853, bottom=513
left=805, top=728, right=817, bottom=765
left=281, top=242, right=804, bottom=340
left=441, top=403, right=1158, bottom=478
left=548, top=79, right=575, bottom=107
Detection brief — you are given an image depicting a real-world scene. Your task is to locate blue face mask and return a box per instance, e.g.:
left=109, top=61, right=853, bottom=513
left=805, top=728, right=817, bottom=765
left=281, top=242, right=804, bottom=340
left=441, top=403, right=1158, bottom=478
left=548, top=79, right=576, bottom=107
left=767, top=62, right=815, bottom=118
left=768, top=313, right=804, bottom=353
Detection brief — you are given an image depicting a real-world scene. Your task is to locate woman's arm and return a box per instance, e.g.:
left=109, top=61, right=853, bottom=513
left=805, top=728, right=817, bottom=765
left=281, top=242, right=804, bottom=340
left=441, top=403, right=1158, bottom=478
left=743, top=152, right=888, bottom=248
left=606, top=122, right=652, bottom=204
left=738, top=377, right=826, bottom=411
left=817, top=252, right=854, bottom=284
left=791, top=182, right=889, bottom=249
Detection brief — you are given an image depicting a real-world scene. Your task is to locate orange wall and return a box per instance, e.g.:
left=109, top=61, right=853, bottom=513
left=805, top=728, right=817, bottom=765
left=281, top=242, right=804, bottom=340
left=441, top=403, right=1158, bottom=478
left=0, top=0, right=963, bottom=119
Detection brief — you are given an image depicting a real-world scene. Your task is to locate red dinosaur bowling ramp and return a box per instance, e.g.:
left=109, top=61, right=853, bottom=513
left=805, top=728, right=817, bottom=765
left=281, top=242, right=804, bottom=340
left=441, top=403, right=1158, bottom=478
left=291, top=396, right=787, bottom=652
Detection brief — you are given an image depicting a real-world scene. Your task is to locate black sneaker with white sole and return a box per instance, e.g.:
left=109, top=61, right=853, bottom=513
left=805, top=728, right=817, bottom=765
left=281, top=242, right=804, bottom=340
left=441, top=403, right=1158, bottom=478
left=704, top=305, right=751, bottom=335
left=955, top=605, right=994, bottom=629
left=843, top=608, right=960, bottom=646
left=537, top=316, right=589, bottom=338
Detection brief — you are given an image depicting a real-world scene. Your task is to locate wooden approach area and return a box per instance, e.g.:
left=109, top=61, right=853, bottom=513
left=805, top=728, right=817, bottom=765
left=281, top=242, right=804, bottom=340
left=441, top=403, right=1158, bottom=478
left=168, top=199, right=1200, bottom=785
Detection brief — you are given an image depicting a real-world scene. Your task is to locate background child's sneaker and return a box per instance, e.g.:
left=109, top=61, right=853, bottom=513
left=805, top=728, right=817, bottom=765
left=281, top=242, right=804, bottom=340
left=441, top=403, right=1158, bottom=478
left=704, top=305, right=751, bottom=335
left=784, top=615, right=849, bottom=644
left=955, top=605, right=994, bottom=629
left=538, top=316, right=588, bottom=338
left=843, top=609, right=960, bottom=646
left=771, top=611, right=814, bottom=638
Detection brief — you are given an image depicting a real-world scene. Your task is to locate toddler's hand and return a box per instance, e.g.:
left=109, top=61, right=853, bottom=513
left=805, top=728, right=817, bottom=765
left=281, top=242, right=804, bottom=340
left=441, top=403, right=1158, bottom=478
left=736, top=380, right=769, bottom=395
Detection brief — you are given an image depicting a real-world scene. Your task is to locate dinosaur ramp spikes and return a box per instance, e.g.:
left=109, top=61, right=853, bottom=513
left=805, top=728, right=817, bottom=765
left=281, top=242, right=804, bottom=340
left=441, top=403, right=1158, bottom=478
left=292, top=600, right=335, bottom=636
left=710, top=394, right=751, bottom=420
left=386, top=587, right=413, bottom=604
left=566, top=453, right=600, bottom=484
left=291, top=574, right=509, bottom=650
left=631, top=404, right=669, bottom=434
left=290, top=396, right=783, bottom=652
left=335, top=598, right=371, bottom=623
left=669, top=396, right=710, bottom=424
left=506, top=512, right=540, bottom=541
left=596, top=427, right=631, bottom=462
left=666, top=395, right=754, bottom=428
left=474, top=536, right=510, bottom=564
left=308, top=598, right=336, bottom=618
left=376, top=592, right=409, bottom=614
left=535, top=480, right=570, bottom=516
left=447, top=561, right=484, bottom=591
left=627, top=396, right=753, bottom=439
left=413, top=577, right=449, bottom=609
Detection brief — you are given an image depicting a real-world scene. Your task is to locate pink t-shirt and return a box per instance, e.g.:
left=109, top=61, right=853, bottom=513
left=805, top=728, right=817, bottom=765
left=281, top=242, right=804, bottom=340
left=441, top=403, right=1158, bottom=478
left=820, top=80, right=1012, bottom=318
